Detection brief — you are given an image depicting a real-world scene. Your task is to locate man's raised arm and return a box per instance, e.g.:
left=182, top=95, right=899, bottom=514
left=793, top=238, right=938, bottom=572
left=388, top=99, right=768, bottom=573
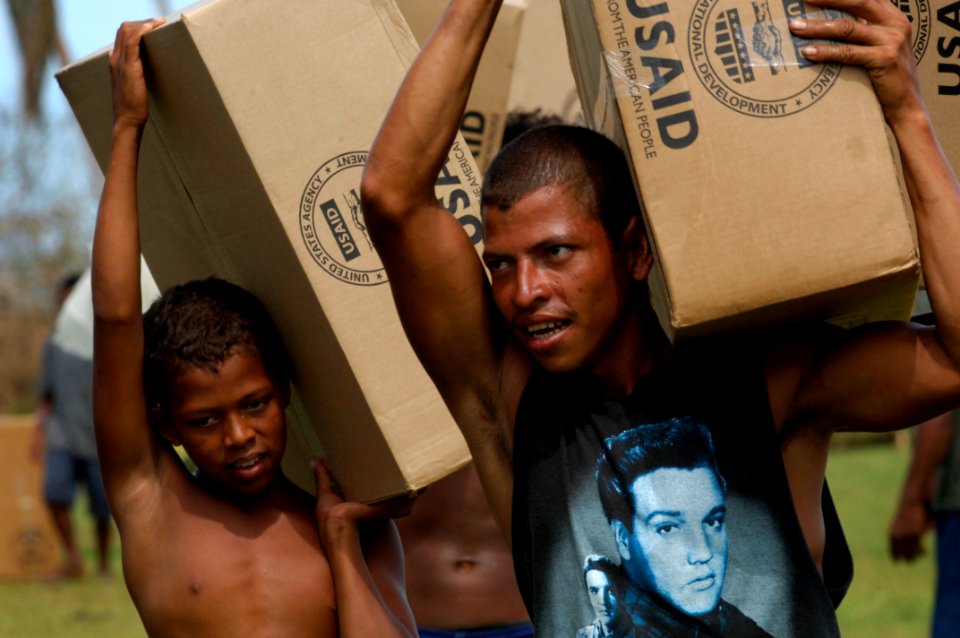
left=778, top=0, right=960, bottom=432
left=91, top=19, right=166, bottom=510
left=361, top=0, right=521, bottom=535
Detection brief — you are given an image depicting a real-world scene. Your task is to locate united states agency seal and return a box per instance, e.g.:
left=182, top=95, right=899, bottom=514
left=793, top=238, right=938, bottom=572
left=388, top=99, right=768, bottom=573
left=299, top=151, right=386, bottom=287
left=688, top=0, right=843, bottom=117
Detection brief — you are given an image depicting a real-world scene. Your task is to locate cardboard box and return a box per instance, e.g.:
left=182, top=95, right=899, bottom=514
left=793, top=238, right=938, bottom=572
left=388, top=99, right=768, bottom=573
left=57, top=0, right=477, bottom=502
left=396, top=0, right=525, bottom=172
left=901, top=0, right=960, bottom=173
left=560, top=0, right=919, bottom=340
left=0, top=416, right=59, bottom=580
left=508, top=0, right=583, bottom=122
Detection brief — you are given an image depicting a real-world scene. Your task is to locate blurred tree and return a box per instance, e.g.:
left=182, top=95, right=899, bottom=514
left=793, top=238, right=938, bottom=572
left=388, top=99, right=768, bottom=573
left=0, top=105, right=95, bottom=412
left=4, top=0, right=68, bottom=119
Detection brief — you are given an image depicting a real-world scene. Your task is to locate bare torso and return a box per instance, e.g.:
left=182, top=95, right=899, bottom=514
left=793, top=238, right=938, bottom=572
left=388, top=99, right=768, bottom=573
left=396, top=465, right=529, bottom=629
left=119, top=454, right=337, bottom=637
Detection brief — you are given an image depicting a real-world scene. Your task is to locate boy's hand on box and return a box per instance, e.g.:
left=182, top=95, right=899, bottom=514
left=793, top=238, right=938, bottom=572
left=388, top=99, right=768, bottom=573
left=788, top=0, right=921, bottom=126
left=312, top=461, right=414, bottom=546
left=109, top=18, right=165, bottom=130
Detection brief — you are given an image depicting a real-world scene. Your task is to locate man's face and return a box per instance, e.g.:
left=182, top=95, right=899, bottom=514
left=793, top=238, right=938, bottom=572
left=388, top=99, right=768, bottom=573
left=585, top=569, right=619, bottom=627
left=162, top=349, right=288, bottom=497
left=482, top=185, right=649, bottom=374
left=613, top=466, right=727, bottom=617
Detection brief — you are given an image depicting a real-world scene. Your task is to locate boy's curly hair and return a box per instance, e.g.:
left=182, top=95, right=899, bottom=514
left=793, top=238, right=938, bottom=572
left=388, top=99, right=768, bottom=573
left=142, top=278, right=291, bottom=411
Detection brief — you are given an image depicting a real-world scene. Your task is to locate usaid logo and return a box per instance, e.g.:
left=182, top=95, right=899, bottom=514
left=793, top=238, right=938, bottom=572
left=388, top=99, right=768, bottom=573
left=299, top=151, right=387, bottom=287
left=688, top=0, right=843, bottom=117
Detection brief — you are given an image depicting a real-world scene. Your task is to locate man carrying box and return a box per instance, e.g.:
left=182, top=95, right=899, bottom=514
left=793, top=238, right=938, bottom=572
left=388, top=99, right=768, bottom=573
left=360, top=0, right=960, bottom=635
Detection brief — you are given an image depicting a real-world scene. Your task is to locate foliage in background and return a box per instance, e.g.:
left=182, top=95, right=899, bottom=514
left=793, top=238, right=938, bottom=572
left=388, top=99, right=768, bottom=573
left=0, top=105, right=100, bottom=412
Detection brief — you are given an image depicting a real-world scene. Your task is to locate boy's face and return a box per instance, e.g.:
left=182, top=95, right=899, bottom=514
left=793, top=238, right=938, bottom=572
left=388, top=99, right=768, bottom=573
left=161, top=349, right=288, bottom=497
left=482, top=184, right=650, bottom=374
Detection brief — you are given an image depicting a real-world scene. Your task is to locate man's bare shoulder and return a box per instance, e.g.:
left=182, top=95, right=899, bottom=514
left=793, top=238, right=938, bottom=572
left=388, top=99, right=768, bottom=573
left=120, top=465, right=338, bottom=637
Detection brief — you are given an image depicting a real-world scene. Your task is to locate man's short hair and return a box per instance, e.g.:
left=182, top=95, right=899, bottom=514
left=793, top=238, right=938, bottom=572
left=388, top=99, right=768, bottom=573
left=483, top=125, right=643, bottom=246
left=501, top=108, right=567, bottom=147
left=142, top=277, right=291, bottom=411
left=596, top=417, right=726, bottom=532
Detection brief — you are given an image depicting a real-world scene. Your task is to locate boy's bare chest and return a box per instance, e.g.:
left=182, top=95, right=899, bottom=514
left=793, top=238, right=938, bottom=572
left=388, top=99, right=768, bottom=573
left=123, top=490, right=337, bottom=636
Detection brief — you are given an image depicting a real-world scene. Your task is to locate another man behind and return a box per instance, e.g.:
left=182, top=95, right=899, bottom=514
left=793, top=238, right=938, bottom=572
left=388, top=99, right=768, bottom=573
left=890, top=410, right=960, bottom=637
left=396, top=466, right=532, bottom=638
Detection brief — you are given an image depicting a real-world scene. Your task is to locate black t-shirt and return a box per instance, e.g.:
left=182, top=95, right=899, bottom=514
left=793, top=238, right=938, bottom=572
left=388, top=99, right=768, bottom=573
left=511, top=339, right=851, bottom=637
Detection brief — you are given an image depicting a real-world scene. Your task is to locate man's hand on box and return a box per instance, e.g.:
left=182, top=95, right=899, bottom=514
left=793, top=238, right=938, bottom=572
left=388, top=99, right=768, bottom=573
left=788, top=0, right=921, bottom=126
left=110, top=18, right=165, bottom=130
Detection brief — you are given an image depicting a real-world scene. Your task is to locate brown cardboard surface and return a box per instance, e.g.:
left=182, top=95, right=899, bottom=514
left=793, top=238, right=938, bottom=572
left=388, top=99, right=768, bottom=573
left=0, top=416, right=59, bottom=580
left=57, top=0, right=475, bottom=502
left=508, top=0, right=582, bottom=121
left=396, top=0, right=525, bottom=172
left=561, top=0, right=919, bottom=340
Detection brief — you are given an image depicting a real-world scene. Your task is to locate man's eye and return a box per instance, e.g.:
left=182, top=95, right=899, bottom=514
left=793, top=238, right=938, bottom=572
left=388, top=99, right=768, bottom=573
left=484, top=259, right=510, bottom=273
left=655, top=523, right=677, bottom=536
left=546, top=245, right=571, bottom=258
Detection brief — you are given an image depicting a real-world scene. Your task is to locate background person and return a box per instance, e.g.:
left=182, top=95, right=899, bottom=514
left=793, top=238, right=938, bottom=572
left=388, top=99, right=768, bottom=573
left=396, top=465, right=532, bottom=638
left=889, top=409, right=960, bottom=638
left=31, top=272, right=111, bottom=580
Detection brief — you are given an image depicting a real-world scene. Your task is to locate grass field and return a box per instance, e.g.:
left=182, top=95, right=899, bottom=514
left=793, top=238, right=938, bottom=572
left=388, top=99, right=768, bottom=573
left=830, top=440, right=935, bottom=638
left=0, top=440, right=935, bottom=637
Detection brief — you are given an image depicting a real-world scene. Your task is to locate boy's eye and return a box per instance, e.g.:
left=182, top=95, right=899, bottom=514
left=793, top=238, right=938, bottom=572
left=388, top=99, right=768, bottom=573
left=244, top=398, right=269, bottom=412
left=188, top=415, right=217, bottom=428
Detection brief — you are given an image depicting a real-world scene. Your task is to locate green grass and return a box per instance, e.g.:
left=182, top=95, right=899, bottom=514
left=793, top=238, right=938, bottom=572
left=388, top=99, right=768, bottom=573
left=0, top=442, right=934, bottom=636
left=0, top=515, right=144, bottom=638
left=829, top=439, right=935, bottom=638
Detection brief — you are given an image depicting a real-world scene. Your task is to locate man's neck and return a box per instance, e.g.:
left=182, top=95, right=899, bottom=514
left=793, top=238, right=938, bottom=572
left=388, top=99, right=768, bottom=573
left=588, top=298, right=669, bottom=398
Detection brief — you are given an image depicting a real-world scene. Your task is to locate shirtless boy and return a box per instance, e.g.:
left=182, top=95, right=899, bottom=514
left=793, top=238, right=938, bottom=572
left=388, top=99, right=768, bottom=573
left=92, top=19, right=416, bottom=637
left=361, top=0, right=960, bottom=635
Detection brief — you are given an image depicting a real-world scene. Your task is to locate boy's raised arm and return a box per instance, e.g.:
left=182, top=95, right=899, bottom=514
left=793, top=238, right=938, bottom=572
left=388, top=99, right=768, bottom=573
left=361, top=0, right=522, bottom=534
left=91, top=19, right=166, bottom=508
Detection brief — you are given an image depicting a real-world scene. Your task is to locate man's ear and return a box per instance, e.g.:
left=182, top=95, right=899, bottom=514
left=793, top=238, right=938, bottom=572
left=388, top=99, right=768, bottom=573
left=150, top=407, right=181, bottom=446
left=612, top=520, right=632, bottom=562
left=623, top=216, right=653, bottom=281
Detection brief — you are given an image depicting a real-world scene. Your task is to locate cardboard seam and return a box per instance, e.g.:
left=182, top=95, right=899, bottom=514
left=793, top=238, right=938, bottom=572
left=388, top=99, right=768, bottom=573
left=371, top=0, right=421, bottom=68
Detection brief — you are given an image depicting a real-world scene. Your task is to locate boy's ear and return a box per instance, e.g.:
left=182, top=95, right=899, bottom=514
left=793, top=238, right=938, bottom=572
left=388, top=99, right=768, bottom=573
left=623, top=215, right=653, bottom=281
left=150, top=407, right=181, bottom=446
